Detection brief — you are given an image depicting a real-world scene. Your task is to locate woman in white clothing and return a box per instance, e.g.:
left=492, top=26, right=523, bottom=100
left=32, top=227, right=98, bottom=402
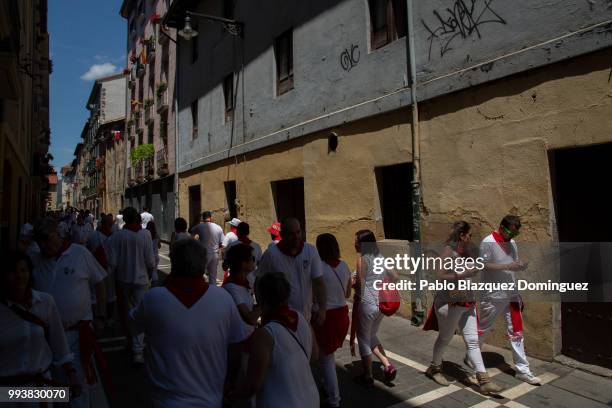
left=354, top=229, right=397, bottom=386
left=423, top=221, right=503, bottom=395
left=0, top=251, right=81, bottom=398
left=233, top=272, right=319, bottom=408
left=313, top=233, right=351, bottom=408
left=146, top=221, right=162, bottom=285
left=222, top=243, right=261, bottom=331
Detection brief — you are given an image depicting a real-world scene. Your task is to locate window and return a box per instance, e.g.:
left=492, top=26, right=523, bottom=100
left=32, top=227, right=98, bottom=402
left=191, top=100, right=198, bottom=139
left=376, top=163, right=413, bottom=240
left=223, top=0, right=234, bottom=19
left=271, top=178, right=305, bottom=237
left=223, top=73, right=234, bottom=122
left=191, top=23, right=199, bottom=64
left=368, top=0, right=407, bottom=50
left=274, top=29, right=294, bottom=96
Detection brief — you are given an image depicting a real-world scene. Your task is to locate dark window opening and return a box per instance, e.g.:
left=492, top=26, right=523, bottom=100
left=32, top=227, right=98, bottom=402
left=224, top=180, right=237, bottom=219
left=376, top=163, right=413, bottom=240
left=188, top=185, right=201, bottom=229
left=223, top=0, right=234, bottom=19
left=271, top=178, right=305, bottom=238
left=274, top=29, right=294, bottom=96
left=223, top=73, right=234, bottom=122
left=369, top=0, right=407, bottom=50
left=191, top=100, right=198, bottom=139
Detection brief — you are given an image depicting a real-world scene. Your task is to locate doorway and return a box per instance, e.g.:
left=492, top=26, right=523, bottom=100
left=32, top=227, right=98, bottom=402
left=376, top=163, right=414, bottom=241
left=188, top=185, right=201, bottom=229
left=272, top=178, right=305, bottom=236
left=549, top=142, right=612, bottom=368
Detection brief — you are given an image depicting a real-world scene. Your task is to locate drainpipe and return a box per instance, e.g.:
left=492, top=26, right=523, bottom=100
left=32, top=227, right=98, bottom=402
left=174, top=35, right=180, bottom=220
left=406, top=0, right=425, bottom=325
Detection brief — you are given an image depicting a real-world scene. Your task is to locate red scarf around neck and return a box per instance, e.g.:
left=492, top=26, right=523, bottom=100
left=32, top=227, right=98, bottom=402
left=262, top=305, right=298, bottom=332
left=491, top=230, right=512, bottom=255
left=230, top=227, right=237, bottom=234
left=325, top=259, right=341, bottom=268
left=165, top=275, right=209, bottom=308
left=277, top=240, right=304, bottom=257
left=125, top=223, right=141, bottom=232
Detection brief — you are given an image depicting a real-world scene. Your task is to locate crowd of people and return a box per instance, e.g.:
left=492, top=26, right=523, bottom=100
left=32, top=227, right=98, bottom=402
left=1, top=207, right=541, bottom=407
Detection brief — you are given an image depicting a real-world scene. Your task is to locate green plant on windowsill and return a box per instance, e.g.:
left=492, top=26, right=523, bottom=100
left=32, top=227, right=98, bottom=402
left=129, top=143, right=154, bottom=166
left=156, top=82, right=167, bottom=97
left=144, top=98, right=154, bottom=109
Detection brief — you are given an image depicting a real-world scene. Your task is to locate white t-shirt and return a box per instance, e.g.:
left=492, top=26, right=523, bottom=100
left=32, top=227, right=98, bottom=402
left=318, top=261, right=350, bottom=310
left=256, top=243, right=323, bottom=320
left=257, top=311, right=319, bottom=408
left=107, top=228, right=156, bottom=285
left=222, top=231, right=239, bottom=248
left=129, top=285, right=249, bottom=408
left=0, top=290, right=73, bottom=376
left=31, top=244, right=107, bottom=328
left=223, top=282, right=256, bottom=336
left=191, top=222, right=225, bottom=256
left=141, top=211, right=154, bottom=229
left=480, top=233, right=519, bottom=299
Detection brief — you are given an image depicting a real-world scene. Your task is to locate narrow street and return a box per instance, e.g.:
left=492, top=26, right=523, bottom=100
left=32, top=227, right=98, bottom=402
left=93, top=248, right=612, bottom=408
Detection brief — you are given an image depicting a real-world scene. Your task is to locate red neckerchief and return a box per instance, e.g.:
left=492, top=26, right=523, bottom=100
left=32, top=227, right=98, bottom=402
left=325, top=259, right=341, bottom=268
left=230, top=227, right=237, bottom=235
left=165, top=275, right=209, bottom=308
left=491, top=230, right=512, bottom=255
left=238, top=235, right=252, bottom=245
left=124, top=223, right=141, bottom=232
left=223, top=273, right=251, bottom=290
left=277, top=240, right=304, bottom=257
left=262, top=305, right=298, bottom=332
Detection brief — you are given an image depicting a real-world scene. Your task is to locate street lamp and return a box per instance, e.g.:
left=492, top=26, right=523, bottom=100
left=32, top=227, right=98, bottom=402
left=177, top=11, right=244, bottom=40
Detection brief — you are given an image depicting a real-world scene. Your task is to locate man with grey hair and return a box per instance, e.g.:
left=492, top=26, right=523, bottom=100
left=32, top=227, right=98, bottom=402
left=107, top=207, right=155, bottom=364
left=130, top=239, right=248, bottom=407
left=30, top=217, right=107, bottom=408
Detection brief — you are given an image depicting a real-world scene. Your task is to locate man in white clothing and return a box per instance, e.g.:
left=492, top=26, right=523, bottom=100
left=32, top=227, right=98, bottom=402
left=107, top=207, right=155, bottom=364
left=31, top=218, right=107, bottom=408
left=256, top=218, right=327, bottom=323
left=191, top=211, right=225, bottom=285
left=130, top=239, right=249, bottom=407
left=222, top=217, right=241, bottom=248
left=140, top=207, right=154, bottom=229
left=478, top=215, right=541, bottom=385
left=71, top=213, right=93, bottom=245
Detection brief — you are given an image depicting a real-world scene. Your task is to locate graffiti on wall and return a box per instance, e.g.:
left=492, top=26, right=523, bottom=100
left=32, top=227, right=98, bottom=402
left=422, top=0, right=507, bottom=60
left=340, top=44, right=360, bottom=71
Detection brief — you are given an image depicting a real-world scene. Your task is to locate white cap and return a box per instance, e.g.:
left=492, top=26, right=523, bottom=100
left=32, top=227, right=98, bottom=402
left=229, top=218, right=242, bottom=227
left=20, top=223, right=34, bottom=237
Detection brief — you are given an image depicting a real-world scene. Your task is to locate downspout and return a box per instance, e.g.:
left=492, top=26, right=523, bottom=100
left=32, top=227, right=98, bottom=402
left=174, top=34, right=180, bottom=220
left=406, top=0, right=425, bottom=325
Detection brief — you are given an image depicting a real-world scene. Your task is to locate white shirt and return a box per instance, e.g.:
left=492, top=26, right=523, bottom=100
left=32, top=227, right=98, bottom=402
left=141, top=211, right=154, bottom=229
left=31, top=244, right=107, bottom=328
left=223, top=282, right=255, bottom=336
left=129, top=285, right=249, bottom=408
left=258, top=311, right=319, bottom=408
left=115, top=214, right=125, bottom=230
left=222, top=231, right=239, bottom=248
left=318, top=261, right=350, bottom=310
left=191, top=222, right=225, bottom=256
left=480, top=233, right=519, bottom=299
left=85, top=230, right=109, bottom=255
left=107, top=228, right=156, bottom=285
left=0, top=290, right=73, bottom=376
left=71, top=223, right=93, bottom=245
left=256, top=243, right=323, bottom=320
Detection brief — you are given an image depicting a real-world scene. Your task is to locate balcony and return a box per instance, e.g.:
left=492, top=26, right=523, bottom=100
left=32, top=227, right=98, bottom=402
left=144, top=158, right=154, bottom=181
left=127, top=167, right=136, bottom=187
left=156, top=86, right=169, bottom=113
left=160, top=121, right=168, bottom=140
left=156, top=148, right=169, bottom=177
left=144, top=101, right=154, bottom=125
left=135, top=162, right=145, bottom=184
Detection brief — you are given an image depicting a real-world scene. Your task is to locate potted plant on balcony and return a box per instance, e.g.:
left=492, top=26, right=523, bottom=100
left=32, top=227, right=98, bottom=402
left=130, top=144, right=155, bottom=184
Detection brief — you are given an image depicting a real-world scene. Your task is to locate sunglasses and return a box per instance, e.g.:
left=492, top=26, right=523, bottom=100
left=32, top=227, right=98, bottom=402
left=502, top=225, right=520, bottom=238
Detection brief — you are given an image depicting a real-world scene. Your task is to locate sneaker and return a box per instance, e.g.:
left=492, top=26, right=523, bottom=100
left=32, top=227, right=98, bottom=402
left=133, top=353, right=145, bottom=365
left=426, top=364, right=449, bottom=386
left=384, top=364, right=397, bottom=382
left=516, top=372, right=541, bottom=385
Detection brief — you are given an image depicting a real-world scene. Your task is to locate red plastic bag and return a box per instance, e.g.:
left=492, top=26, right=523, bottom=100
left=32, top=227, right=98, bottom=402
left=379, top=275, right=400, bottom=316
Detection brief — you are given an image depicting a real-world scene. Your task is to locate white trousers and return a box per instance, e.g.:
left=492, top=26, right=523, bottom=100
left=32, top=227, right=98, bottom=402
left=117, top=282, right=148, bottom=354
left=319, top=353, right=340, bottom=406
left=357, top=304, right=383, bottom=357
left=478, top=297, right=531, bottom=375
left=432, top=302, right=485, bottom=372
left=206, top=253, right=219, bottom=285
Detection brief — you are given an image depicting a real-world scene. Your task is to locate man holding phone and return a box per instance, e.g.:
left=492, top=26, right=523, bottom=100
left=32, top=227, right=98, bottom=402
left=475, top=215, right=541, bottom=385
